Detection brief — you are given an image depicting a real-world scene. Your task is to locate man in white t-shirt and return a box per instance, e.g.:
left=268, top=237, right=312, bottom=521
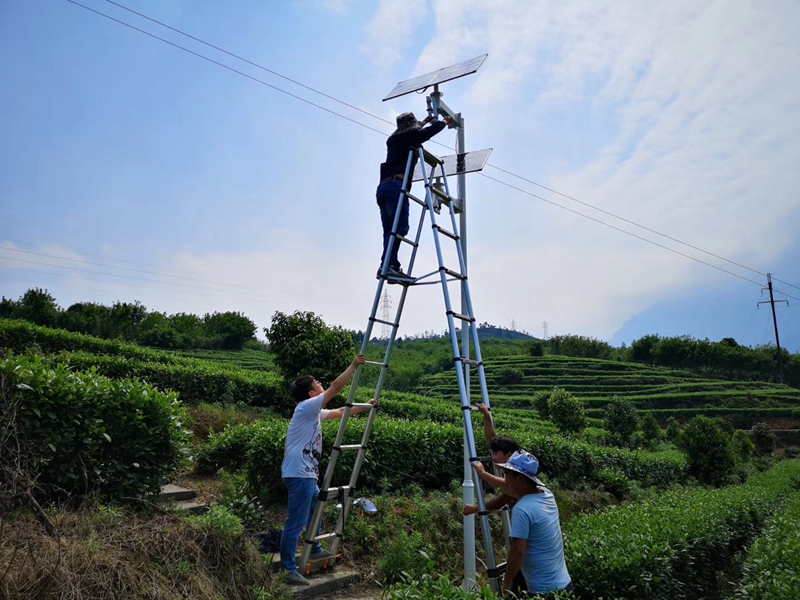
left=280, top=354, right=375, bottom=585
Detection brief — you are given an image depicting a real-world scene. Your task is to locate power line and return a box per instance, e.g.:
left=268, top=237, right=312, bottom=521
left=0, top=245, right=259, bottom=292
left=65, top=0, right=389, bottom=137
left=64, top=0, right=799, bottom=293
left=95, top=0, right=800, bottom=296
left=0, top=254, right=298, bottom=302
left=477, top=172, right=764, bottom=287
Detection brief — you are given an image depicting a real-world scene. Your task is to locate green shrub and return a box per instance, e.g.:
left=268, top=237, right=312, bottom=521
left=199, top=409, right=686, bottom=504
left=187, top=505, right=245, bottom=545
left=386, top=573, right=501, bottom=599
left=680, top=416, right=736, bottom=486
left=532, top=389, right=552, bottom=419
left=734, top=491, right=800, bottom=599
left=732, top=429, right=755, bottom=463
left=564, top=459, right=800, bottom=600
left=640, top=413, right=662, bottom=443
left=496, top=367, right=524, bottom=385
left=377, top=531, right=430, bottom=584
left=666, top=417, right=681, bottom=441
left=751, top=422, right=777, bottom=455
left=604, top=397, right=637, bottom=442
left=264, top=310, right=355, bottom=385
left=527, top=341, right=544, bottom=357
left=0, top=353, right=191, bottom=501
left=0, top=318, right=178, bottom=364
left=49, top=351, right=289, bottom=410
left=548, top=388, right=587, bottom=434
left=595, top=468, right=631, bottom=500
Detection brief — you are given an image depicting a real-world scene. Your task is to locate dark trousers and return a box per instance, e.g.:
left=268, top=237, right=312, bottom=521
left=376, top=179, right=409, bottom=271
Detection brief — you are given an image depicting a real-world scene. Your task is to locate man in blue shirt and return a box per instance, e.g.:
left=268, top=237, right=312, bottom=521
left=497, top=451, right=573, bottom=596
left=376, top=112, right=453, bottom=281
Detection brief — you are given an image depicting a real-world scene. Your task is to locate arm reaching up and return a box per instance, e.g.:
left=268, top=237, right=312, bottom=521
left=477, top=403, right=496, bottom=444
left=322, top=354, right=366, bottom=407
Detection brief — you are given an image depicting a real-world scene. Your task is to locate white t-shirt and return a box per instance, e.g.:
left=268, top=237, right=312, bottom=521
left=281, top=393, right=331, bottom=479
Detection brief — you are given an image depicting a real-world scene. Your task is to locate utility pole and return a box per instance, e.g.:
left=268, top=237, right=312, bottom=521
left=758, top=273, right=788, bottom=383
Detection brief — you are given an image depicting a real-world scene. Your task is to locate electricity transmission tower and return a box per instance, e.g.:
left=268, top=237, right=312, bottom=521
left=542, top=320, right=549, bottom=340
left=380, top=290, right=392, bottom=339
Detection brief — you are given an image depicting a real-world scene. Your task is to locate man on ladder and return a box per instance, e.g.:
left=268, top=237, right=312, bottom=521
left=376, top=112, right=453, bottom=280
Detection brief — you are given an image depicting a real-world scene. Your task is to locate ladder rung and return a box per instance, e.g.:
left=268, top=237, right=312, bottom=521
left=404, top=191, right=425, bottom=206
left=337, top=444, right=364, bottom=451
left=364, top=360, right=388, bottom=368
left=318, top=486, right=352, bottom=501
left=393, top=233, right=419, bottom=247
left=456, top=357, right=482, bottom=367
left=423, top=148, right=443, bottom=165
left=487, top=562, right=507, bottom=579
left=349, top=402, right=376, bottom=409
left=447, top=310, right=474, bottom=322
left=434, top=225, right=459, bottom=241
left=441, top=267, right=466, bottom=280
left=429, top=186, right=451, bottom=200
left=308, top=532, right=339, bottom=543
left=369, top=317, right=398, bottom=328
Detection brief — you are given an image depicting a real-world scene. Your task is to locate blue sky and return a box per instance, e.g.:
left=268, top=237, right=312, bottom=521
left=1, top=0, right=799, bottom=351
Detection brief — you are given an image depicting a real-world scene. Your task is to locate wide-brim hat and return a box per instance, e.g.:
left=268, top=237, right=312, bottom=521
left=393, top=112, right=421, bottom=135
left=497, top=450, right=547, bottom=488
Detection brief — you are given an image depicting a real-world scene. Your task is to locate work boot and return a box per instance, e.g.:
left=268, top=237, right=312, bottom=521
left=310, top=549, right=334, bottom=560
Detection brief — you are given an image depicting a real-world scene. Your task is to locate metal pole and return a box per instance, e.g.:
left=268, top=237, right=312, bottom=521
left=457, top=114, right=476, bottom=591
left=767, top=274, right=785, bottom=383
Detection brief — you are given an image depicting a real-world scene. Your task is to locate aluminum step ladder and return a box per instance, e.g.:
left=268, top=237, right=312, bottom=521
left=299, top=143, right=505, bottom=591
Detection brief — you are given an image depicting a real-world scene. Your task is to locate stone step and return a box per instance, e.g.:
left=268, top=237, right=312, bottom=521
left=287, top=569, right=360, bottom=599
left=157, top=484, right=196, bottom=502
left=173, top=500, right=209, bottom=514
left=270, top=551, right=341, bottom=574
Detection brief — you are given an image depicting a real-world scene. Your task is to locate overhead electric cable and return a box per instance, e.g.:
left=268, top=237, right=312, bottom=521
left=477, top=173, right=764, bottom=287
left=1, top=246, right=259, bottom=292
left=0, top=254, right=298, bottom=302
left=65, top=0, right=388, bottom=138
left=65, top=0, right=800, bottom=293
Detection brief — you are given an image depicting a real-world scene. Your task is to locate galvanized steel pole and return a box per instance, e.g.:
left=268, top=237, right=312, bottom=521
left=457, top=115, right=477, bottom=590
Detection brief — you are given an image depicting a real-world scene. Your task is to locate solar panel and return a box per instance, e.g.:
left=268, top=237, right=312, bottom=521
left=412, top=148, right=493, bottom=182
left=383, top=54, right=488, bottom=101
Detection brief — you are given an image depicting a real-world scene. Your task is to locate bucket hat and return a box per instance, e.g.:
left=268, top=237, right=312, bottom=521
left=497, top=450, right=547, bottom=488
left=393, top=112, right=421, bottom=135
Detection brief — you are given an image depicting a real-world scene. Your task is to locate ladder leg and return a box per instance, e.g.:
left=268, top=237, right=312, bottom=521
left=300, top=150, right=428, bottom=572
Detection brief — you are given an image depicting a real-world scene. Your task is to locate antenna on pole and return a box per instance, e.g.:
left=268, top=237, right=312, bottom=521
left=383, top=53, right=489, bottom=592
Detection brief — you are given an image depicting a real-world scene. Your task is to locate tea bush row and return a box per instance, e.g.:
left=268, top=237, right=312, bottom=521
left=733, top=490, right=800, bottom=599
left=45, top=351, right=290, bottom=410
left=0, top=318, right=180, bottom=364
left=563, top=459, right=800, bottom=599
left=0, top=354, right=191, bottom=500
left=197, top=413, right=687, bottom=502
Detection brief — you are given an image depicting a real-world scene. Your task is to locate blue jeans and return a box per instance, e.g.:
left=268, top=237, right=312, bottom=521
left=376, top=179, right=410, bottom=271
left=280, top=477, right=323, bottom=573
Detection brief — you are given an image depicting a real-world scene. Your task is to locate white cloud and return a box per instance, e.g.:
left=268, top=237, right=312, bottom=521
left=361, top=0, right=429, bottom=69
left=390, top=0, right=800, bottom=339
